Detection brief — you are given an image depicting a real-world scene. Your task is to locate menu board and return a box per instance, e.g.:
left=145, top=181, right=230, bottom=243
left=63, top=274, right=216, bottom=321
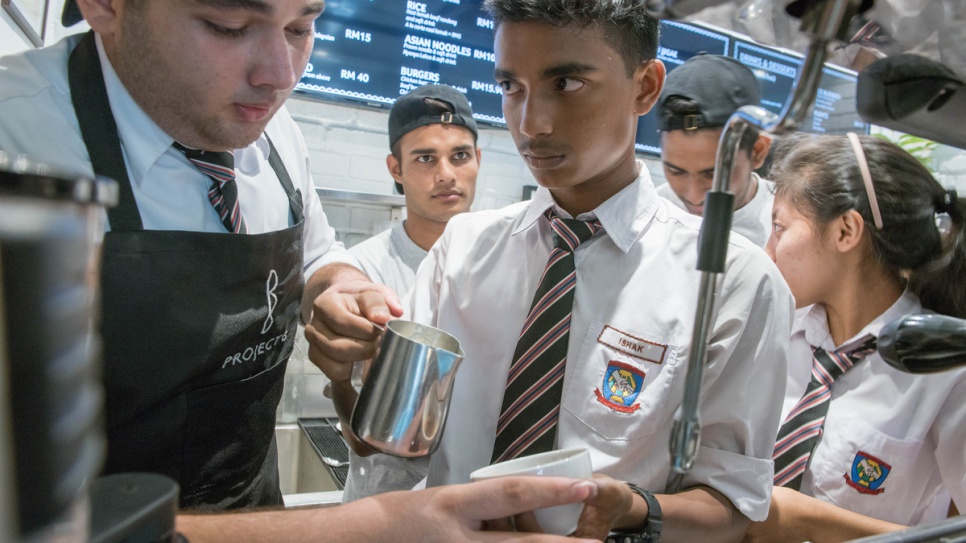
left=296, top=1, right=505, bottom=124
left=731, top=38, right=869, bottom=135
left=294, top=2, right=867, bottom=156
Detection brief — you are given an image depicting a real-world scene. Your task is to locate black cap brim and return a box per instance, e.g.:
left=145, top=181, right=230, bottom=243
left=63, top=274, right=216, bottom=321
left=62, top=0, right=84, bottom=27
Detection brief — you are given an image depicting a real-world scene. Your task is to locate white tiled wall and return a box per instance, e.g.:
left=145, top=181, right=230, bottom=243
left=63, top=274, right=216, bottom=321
left=286, top=94, right=669, bottom=215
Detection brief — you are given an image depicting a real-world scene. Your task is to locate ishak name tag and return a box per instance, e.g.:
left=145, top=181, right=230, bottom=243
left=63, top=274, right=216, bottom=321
left=597, top=325, right=667, bottom=364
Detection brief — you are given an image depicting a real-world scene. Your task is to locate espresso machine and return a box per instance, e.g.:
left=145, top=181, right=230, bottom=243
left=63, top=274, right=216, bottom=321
left=0, top=153, right=178, bottom=543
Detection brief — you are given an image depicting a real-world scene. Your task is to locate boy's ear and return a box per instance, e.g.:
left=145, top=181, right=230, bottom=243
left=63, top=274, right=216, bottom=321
left=386, top=153, right=403, bottom=183
left=634, top=59, right=666, bottom=117
left=751, top=134, right=772, bottom=169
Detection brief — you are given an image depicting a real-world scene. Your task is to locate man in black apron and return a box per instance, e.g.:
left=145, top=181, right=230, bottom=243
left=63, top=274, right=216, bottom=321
left=64, top=19, right=360, bottom=517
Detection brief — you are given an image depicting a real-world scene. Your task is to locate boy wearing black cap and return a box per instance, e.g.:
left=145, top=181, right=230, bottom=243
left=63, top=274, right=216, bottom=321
left=344, top=83, right=480, bottom=502
left=657, top=54, right=774, bottom=247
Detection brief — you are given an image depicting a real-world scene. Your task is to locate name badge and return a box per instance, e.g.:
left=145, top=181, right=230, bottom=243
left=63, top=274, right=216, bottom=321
left=597, top=325, right=667, bottom=364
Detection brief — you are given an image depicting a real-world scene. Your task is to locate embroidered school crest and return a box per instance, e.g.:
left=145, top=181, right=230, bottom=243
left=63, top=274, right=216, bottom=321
left=844, top=451, right=891, bottom=495
left=594, top=361, right=645, bottom=413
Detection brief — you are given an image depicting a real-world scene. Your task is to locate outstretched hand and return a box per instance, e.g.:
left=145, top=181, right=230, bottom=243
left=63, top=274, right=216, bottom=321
left=365, top=476, right=604, bottom=542
left=304, top=279, right=403, bottom=383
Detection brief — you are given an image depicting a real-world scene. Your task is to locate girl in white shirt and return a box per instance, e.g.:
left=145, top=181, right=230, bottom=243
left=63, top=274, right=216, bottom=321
left=745, top=134, right=966, bottom=543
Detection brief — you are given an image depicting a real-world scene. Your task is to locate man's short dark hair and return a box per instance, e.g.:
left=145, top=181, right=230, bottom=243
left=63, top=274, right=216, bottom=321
left=663, top=96, right=759, bottom=154
left=482, top=0, right=660, bottom=77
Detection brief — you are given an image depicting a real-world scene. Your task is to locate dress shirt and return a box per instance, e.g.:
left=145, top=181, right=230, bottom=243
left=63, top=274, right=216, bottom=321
left=0, top=34, right=355, bottom=279
left=349, top=222, right=427, bottom=299
left=405, top=163, right=794, bottom=522
left=343, top=222, right=430, bottom=502
left=657, top=173, right=775, bottom=248
left=786, top=292, right=966, bottom=525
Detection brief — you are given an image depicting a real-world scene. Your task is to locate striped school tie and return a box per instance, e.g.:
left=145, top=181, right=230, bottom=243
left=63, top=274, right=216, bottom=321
left=174, top=142, right=247, bottom=234
left=773, top=335, right=877, bottom=489
left=491, top=209, right=603, bottom=463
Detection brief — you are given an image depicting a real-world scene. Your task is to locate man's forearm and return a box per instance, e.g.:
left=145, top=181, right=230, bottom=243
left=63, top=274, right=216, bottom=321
left=177, top=507, right=347, bottom=543
left=800, top=497, right=904, bottom=543
left=660, top=486, right=750, bottom=543
left=302, top=262, right=369, bottom=323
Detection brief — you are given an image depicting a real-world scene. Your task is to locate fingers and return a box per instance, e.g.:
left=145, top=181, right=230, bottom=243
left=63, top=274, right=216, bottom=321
left=451, top=476, right=598, bottom=522
left=510, top=511, right=543, bottom=533
left=570, top=475, right=634, bottom=540
left=320, top=280, right=404, bottom=323
left=304, top=289, right=388, bottom=382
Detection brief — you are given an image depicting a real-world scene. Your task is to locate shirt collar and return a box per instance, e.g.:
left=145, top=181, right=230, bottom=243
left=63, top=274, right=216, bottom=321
left=796, top=288, right=923, bottom=351
left=513, top=160, right=660, bottom=253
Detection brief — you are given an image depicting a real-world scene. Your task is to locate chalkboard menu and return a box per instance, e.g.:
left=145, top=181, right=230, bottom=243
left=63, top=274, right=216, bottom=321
left=295, top=1, right=867, bottom=156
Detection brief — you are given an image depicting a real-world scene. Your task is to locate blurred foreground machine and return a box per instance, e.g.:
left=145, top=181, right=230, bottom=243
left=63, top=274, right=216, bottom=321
left=0, top=154, right=179, bottom=543
left=648, top=0, right=966, bottom=541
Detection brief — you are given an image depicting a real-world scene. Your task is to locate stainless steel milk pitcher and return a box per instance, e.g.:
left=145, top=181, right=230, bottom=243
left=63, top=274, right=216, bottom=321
left=350, top=320, right=464, bottom=457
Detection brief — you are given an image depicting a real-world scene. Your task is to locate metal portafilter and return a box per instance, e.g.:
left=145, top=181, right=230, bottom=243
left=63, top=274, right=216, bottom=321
left=877, top=314, right=966, bottom=374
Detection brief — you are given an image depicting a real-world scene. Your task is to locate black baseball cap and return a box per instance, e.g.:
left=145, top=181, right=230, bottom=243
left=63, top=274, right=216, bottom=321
left=62, top=0, right=82, bottom=26
left=389, top=84, right=477, bottom=149
left=658, top=54, right=761, bottom=131
left=388, top=84, right=478, bottom=194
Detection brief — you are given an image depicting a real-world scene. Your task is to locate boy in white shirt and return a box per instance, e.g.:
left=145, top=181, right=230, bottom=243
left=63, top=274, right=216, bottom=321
left=657, top=54, right=775, bottom=247
left=307, top=1, right=795, bottom=540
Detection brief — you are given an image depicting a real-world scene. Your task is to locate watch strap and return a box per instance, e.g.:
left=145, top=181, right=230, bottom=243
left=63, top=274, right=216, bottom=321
left=606, top=482, right=662, bottom=543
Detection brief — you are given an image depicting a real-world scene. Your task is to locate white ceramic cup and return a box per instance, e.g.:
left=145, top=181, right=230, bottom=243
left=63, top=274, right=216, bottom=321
left=469, top=448, right=593, bottom=535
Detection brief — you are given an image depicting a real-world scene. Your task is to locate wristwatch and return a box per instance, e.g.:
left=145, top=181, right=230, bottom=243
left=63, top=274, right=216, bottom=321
left=605, top=482, right=663, bottom=543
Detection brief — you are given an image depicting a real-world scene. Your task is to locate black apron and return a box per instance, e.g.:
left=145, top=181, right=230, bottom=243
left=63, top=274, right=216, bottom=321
left=67, top=32, right=304, bottom=510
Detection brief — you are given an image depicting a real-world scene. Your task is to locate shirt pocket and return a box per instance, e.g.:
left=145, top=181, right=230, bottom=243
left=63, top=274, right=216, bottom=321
left=810, top=415, right=926, bottom=521
left=561, top=320, right=679, bottom=441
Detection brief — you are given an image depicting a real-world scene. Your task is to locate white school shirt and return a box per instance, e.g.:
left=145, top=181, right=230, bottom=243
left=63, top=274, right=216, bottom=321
left=405, top=163, right=795, bottom=522
left=786, top=293, right=966, bottom=525
left=343, top=222, right=430, bottom=502
left=0, top=33, right=355, bottom=279
left=657, top=173, right=775, bottom=248
left=349, top=222, right=427, bottom=299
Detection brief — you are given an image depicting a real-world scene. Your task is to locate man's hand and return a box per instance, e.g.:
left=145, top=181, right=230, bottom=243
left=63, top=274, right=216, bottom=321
left=177, top=477, right=604, bottom=542
left=572, top=475, right=636, bottom=539
left=303, top=278, right=402, bottom=455
left=304, top=279, right=402, bottom=382
left=372, top=476, right=603, bottom=542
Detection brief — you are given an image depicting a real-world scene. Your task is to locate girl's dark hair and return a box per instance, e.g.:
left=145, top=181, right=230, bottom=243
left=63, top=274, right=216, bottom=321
left=482, top=0, right=659, bottom=77
left=769, top=134, right=966, bottom=318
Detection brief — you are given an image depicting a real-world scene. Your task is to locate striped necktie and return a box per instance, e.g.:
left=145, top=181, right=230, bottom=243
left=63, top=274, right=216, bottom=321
left=773, top=335, right=877, bottom=489
left=174, top=142, right=247, bottom=234
left=491, top=209, right=603, bottom=463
